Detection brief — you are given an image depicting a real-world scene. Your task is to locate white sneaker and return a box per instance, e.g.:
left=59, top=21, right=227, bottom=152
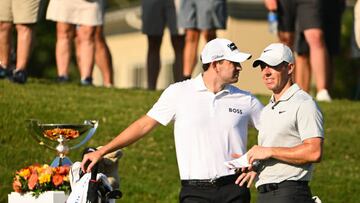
left=312, top=196, right=322, bottom=203
left=316, top=89, right=332, bottom=102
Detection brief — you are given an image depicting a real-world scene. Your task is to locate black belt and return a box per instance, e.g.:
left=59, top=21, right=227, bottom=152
left=257, top=180, right=309, bottom=193
left=181, top=174, right=239, bottom=188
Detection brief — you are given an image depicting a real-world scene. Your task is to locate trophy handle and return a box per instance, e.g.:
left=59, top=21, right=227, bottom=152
left=69, top=120, right=99, bottom=150
left=28, top=119, right=57, bottom=150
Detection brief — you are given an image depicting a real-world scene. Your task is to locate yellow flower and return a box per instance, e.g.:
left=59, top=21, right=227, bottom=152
left=13, top=164, right=71, bottom=196
left=43, top=166, right=53, bottom=175
left=36, top=166, right=43, bottom=174
left=63, top=175, right=69, bottom=182
left=38, top=173, right=51, bottom=184
left=18, top=169, right=30, bottom=178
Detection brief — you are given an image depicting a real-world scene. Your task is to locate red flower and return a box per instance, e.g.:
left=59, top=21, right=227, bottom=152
left=52, top=174, right=64, bottom=186
left=12, top=179, right=22, bottom=193
left=12, top=164, right=71, bottom=197
left=55, top=165, right=69, bottom=175
left=28, top=172, right=38, bottom=190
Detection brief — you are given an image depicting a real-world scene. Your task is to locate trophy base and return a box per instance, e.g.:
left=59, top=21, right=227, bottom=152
left=51, top=157, right=72, bottom=167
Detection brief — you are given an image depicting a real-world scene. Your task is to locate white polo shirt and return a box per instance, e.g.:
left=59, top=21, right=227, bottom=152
left=255, top=84, right=324, bottom=187
left=147, top=74, right=263, bottom=180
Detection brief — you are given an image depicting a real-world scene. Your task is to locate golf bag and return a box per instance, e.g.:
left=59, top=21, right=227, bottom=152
left=67, top=148, right=122, bottom=203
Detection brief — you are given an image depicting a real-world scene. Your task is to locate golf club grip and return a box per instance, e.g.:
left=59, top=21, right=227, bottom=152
left=91, top=162, right=98, bottom=180
left=82, top=147, right=98, bottom=180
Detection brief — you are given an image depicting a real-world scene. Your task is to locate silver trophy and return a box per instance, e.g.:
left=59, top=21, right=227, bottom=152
left=28, top=119, right=98, bottom=166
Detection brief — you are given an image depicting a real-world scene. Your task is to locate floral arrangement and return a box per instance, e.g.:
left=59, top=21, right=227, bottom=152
left=12, top=164, right=71, bottom=198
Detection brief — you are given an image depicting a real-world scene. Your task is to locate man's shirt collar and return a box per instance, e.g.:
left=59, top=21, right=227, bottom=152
left=270, top=83, right=301, bottom=104
left=194, top=74, right=231, bottom=94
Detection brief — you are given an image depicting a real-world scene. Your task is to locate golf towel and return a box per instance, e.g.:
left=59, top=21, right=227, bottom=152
left=67, top=162, right=114, bottom=203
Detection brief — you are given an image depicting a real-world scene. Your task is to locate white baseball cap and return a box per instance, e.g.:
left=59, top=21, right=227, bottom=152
left=200, top=38, right=251, bottom=64
left=252, top=43, right=294, bottom=67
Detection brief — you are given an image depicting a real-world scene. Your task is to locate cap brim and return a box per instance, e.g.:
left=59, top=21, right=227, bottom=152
left=252, top=55, right=283, bottom=68
left=226, top=52, right=252, bottom=63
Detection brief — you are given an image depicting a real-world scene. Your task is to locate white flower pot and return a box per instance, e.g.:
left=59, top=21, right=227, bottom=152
left=8, top=191, right=68, bottom=203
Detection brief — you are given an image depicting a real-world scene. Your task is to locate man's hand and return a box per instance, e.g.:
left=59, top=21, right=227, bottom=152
left=81, top=150, right=103, bottom=173
left=235, top=171, right=257, bottom=188
left=231, top=153, right=257, bottom=188
left=246, top=145, right=272, bottom=165
left=264, top=0, right=277, bottom=11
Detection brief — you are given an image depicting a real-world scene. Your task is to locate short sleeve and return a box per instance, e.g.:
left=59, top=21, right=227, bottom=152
left=297, top=99, right=324, bottom=140
left=146, top=84, right=177, bottom=126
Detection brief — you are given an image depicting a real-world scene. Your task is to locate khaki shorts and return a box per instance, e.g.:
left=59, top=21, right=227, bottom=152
left=46, top=0, right=103, bottom=26
left=0, top=0, right=41, bottom=23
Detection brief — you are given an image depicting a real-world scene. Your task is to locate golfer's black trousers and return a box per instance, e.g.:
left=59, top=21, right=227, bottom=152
left=179, top=183, right=250, bottom=203
left=257, top=180, right=313, bottom=203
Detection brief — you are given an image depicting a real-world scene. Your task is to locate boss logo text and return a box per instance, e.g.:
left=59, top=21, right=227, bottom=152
left=229, top=108, right=242, bottom=114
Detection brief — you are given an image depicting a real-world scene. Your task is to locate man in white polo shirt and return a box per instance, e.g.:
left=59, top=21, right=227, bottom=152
left=81, top=38, right=263, bottom=202
left=242, top=43, right=324, bottom=203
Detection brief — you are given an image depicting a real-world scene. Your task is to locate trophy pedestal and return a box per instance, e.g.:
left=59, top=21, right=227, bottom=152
left=50, top=157, right=72, bottom=167
left=8, top=191, right=68, bottom=203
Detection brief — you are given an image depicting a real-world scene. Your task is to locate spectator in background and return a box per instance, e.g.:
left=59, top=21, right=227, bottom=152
left=46, top=0, right=103, bottom=85
left=75, top=1, right=113, bottom=88
left=93, top=25, right=113, bottom=87
left=354, top=0, right=360, bottom=99
left=264, top=0, right=332, bottom=102
left=142, top=0, right=185, bottom=90
left=0, top=0, right=41, bottom=84
left=295, top=0, right=346, bottom=99
left=356, top=0, right=360, bottom=49
left=179, top=0, right=227, bottom=80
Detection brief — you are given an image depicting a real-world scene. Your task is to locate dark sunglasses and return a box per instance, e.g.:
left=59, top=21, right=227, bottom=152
left=260, top=61, right=288, bottom=70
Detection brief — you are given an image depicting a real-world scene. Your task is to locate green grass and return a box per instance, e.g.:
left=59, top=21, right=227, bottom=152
left=1, top=78, right=360, bottom=203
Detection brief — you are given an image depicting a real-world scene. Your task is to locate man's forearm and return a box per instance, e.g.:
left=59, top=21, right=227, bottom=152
left=248, top=137, right=323, bottom=165
left=99, top=115, right=158, bottom=156
left=269, top=139, right=323, bottom=165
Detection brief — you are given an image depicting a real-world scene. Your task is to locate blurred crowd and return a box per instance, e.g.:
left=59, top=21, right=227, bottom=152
left=0, top=0, right=113, bottom=86
left=0, top=0, right=359, bottom=100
